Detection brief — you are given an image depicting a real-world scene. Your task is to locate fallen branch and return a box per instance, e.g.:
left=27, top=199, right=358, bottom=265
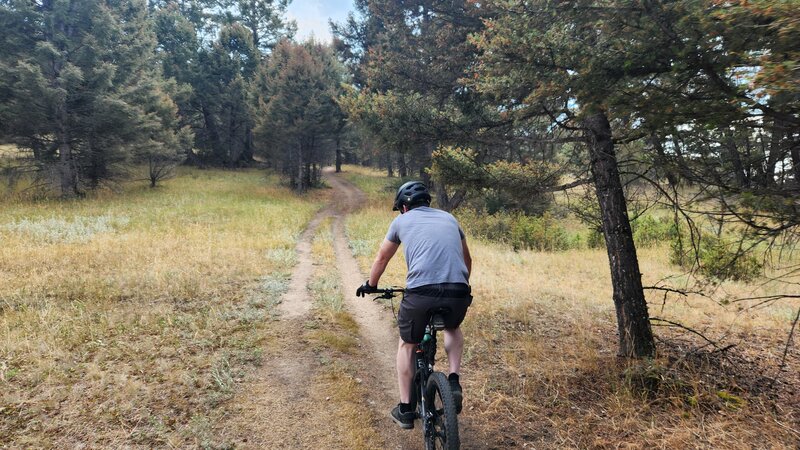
left=732, top=294, right=800, bottom=303
left=650, top=317, right=734, bottom=352
left=779, top=307, right=800, bottom=369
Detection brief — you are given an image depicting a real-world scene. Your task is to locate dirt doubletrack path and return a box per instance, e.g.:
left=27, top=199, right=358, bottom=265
left=216, top=169, right=482, bottom=449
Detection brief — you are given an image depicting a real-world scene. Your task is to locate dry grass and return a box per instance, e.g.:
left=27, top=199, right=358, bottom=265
left=341, top=164, right=800, bottom=449
left=338, top=165, right=399, bottom=204
left=0, top=168, right=324, bottom=447
left=0, top=144, right=22, bottom=158
left=307, top=218, right=360, bottom=354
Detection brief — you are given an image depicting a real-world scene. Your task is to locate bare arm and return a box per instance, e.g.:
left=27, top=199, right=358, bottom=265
left=462, top=238, right=472, bottom=280
left=368, top=239, right=400, bottom=287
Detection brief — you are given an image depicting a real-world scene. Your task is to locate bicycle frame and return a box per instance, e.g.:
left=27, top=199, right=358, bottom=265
left=414, top=321, right=439, bottom=439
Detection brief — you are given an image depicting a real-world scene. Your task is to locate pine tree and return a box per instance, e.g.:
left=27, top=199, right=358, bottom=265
left=0, top=0, right=189, bottom=196
left=150, top=0, right=294, bottom=168
left=254, top=40, right=345, bottom=191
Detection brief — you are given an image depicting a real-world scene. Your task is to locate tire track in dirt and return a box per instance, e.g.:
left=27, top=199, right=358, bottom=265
left=213, top=194, right=341, bottom=448
left=325, top=172, right=409, bottom=449
left=325, top=170, right=487, bottom=450
left=213, top=173, right=404, bottom=449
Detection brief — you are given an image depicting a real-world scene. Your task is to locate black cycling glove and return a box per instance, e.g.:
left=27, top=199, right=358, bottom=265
left=356, top=280, right=378, bottom=297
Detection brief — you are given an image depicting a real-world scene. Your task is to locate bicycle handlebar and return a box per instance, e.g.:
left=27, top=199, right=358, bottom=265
left=372, top=287, right=405, bottom=299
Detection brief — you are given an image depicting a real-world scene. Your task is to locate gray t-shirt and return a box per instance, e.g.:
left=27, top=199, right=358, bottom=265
left=385, top=206, right=469, bottom=289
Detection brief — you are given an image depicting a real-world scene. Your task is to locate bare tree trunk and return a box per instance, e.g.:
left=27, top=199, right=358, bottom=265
left=437, top=187, right=466, bottom=211
left=585, top=111, right=655, bottom=358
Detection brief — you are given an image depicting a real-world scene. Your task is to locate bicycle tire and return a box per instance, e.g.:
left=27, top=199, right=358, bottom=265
left=424, top=371, right=460, bottom=450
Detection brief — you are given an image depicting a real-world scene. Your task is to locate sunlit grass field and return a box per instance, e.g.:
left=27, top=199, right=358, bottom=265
left=340, top=164, right=799, bottom=448
left=0, top=168, right=324, bottom=447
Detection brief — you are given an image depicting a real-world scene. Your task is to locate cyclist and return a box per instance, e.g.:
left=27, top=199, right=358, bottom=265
left=356, top=181, right=472, bottom=429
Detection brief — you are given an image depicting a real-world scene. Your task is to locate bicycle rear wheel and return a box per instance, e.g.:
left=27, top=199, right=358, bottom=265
left=424, top=372, right=460, bottom=450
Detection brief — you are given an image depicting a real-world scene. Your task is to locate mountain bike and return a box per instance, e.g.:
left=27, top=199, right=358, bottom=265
left=373, top=288, right=460, bottom=450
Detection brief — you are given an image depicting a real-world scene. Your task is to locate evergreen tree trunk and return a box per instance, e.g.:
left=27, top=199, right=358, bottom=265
left=420, top=165, right=431, bottom=186
left=791, top=141, right=800, bottom=184
left=202, top=105, right=222, bottom=163
left=227, top=110, right=238, bottom=167
left=297, top=145, right=304, bottom=192
left=398, top=151, right=407, bottom=177
left=242, top=126, right=254, bottom=164
left=584, top=111, right=655, bottom=358
left=58, top=139, right=77, bottom=198
left=335, top=135, right=342, bottom=173
left=651, top=133, right=678, bottom=188
left=56, top=100, right=78, bottom=198
left=763, top=120, right=783, bottom=187
left=288, top=161, right=297, bottom=189
left=185, top=149, right=201, bottom=166
left=764, top=118, right=789, bottom=187
left=304, top=162, right=311, bottom=189
left=724, top=131, right=749, bottom=187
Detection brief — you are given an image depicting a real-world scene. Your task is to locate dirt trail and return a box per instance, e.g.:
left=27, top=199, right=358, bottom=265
left=326, top=171, right=399, bottom=382
left=325, top=171, right=412, bottom=447
left=214, top=191, right=341, bottom=448
left=217, top=170, right=482, bottom=449
left=278, top=203, right=335, bottom=318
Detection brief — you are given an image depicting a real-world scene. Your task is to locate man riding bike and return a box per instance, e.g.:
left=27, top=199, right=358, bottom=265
left=356, top=181, right=472, bottom=429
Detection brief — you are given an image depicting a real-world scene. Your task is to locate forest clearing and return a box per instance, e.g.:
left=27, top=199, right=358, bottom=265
left=0, top=165, right=796, bottom=448
left=2, top=0, right=799, bottom=448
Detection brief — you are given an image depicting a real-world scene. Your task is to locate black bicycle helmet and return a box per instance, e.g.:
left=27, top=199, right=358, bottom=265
left=393, top=180, right=432, bottom=211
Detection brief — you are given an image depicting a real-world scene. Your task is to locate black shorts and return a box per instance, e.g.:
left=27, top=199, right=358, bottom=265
left=398, top=283, right=472, bottom=344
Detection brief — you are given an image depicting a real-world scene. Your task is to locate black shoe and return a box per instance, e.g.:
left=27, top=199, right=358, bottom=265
left=391, top=404, right=415, bottom=429
left=449, top=376, right=463, bottom=414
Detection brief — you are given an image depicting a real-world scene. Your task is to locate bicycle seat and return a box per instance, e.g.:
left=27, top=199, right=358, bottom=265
left=429, top=307, right=450, bottom=331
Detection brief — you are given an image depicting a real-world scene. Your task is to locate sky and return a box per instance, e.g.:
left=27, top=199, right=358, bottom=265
left=286, top=0, right=354, bottom=43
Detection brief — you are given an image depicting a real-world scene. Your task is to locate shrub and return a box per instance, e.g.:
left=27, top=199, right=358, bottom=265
left=631, top=215, right=675, bottom=247
left=698, top=237, right=763, bottom=282
left=587, top=228, right=604, bottom=249
left=582, top=215, right=673, bottom=250
left=456, top=209, right=574, bottom=251
left=509, top=212, right=571, bottom=251
left=2, top=214, right=130, bottom=243
left=670, top=232, right=763, bottom=282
